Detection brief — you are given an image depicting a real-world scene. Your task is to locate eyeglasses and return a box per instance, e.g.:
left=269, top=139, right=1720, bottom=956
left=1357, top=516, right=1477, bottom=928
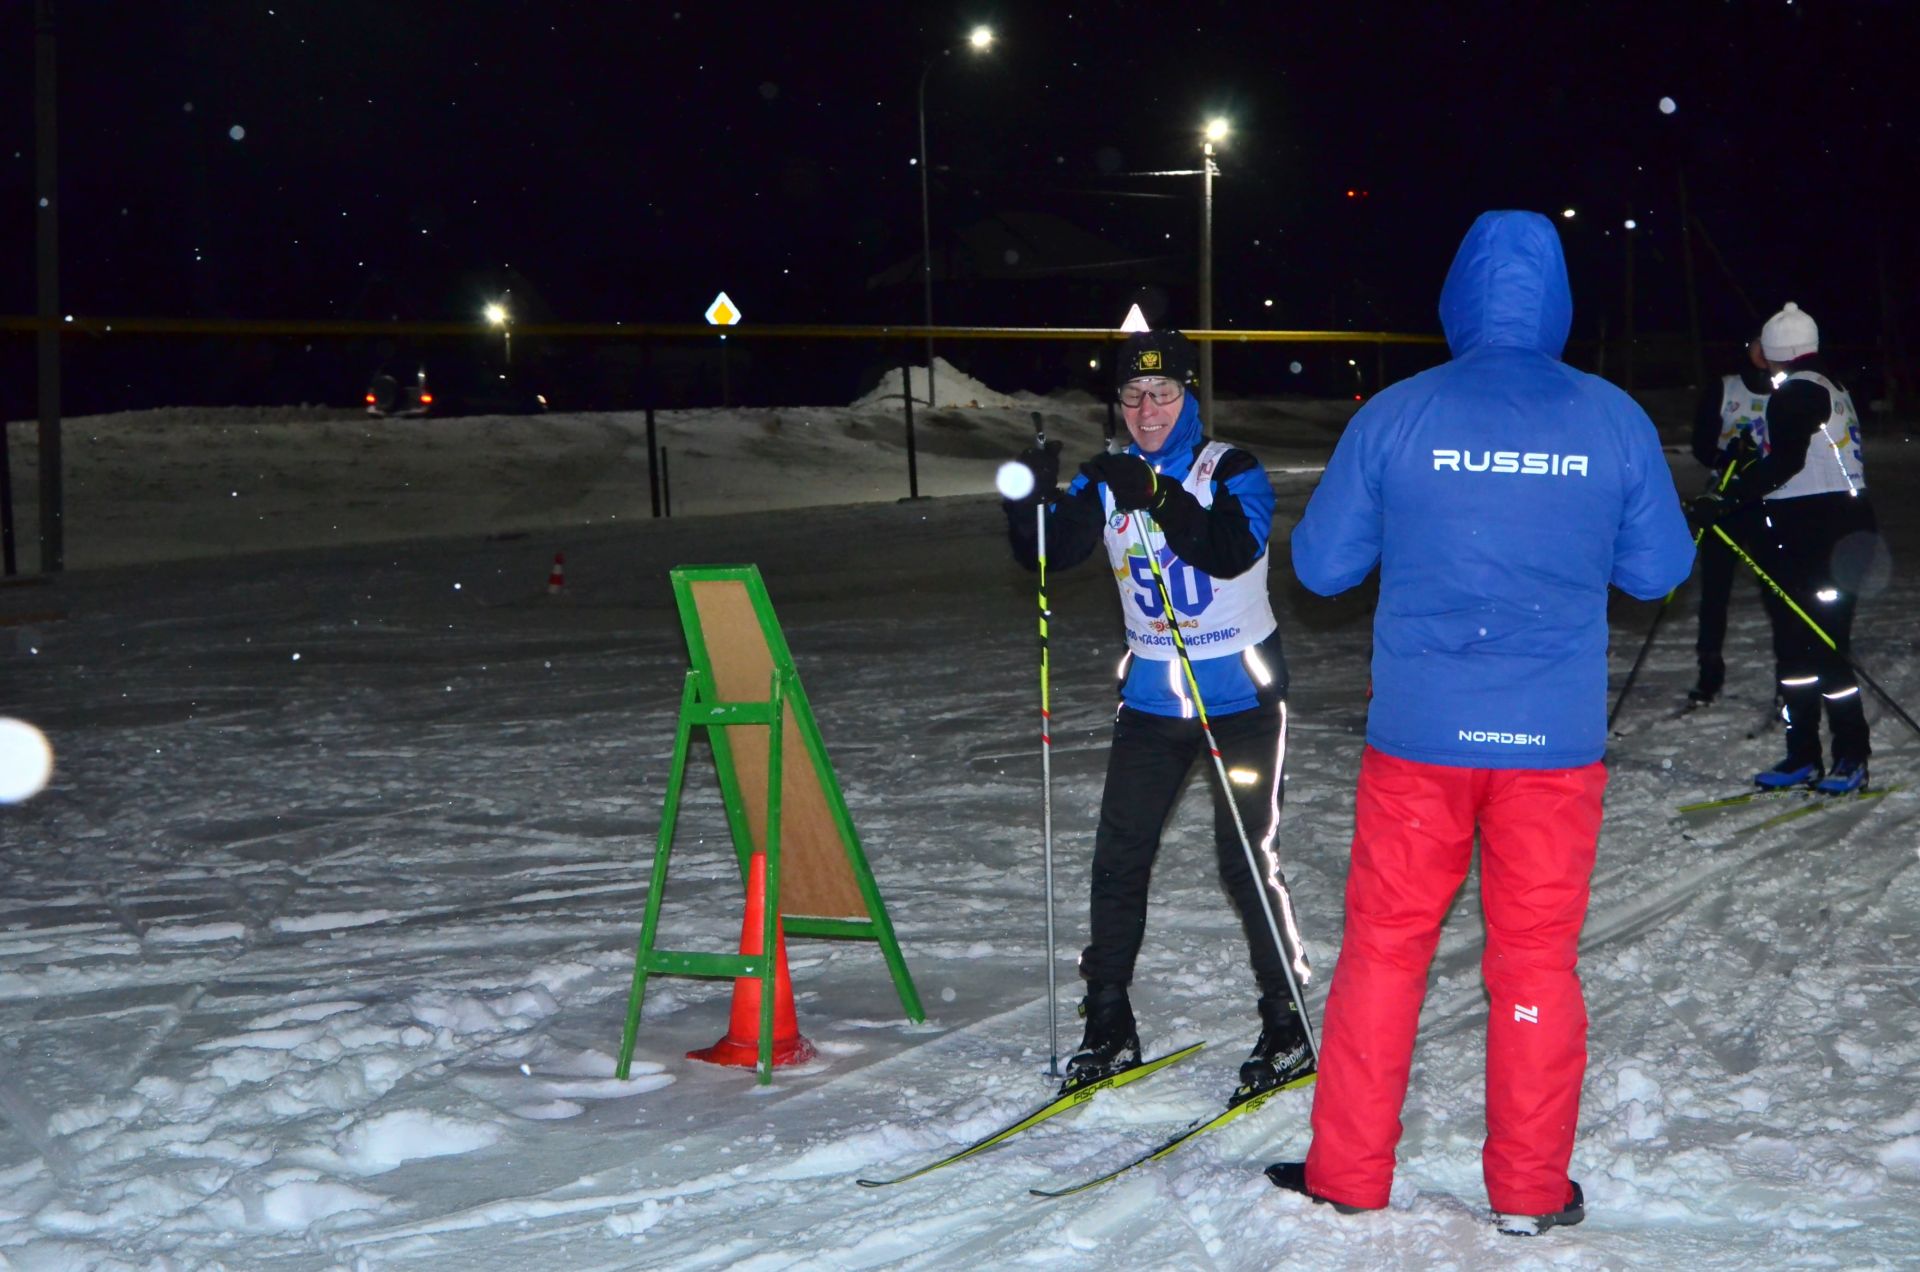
left=1118, top=378, right=1184, bottom=408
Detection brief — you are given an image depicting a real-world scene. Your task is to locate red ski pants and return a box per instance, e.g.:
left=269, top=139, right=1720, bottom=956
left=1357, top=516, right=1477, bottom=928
left=1304, top=746, right=1605, bottom=1214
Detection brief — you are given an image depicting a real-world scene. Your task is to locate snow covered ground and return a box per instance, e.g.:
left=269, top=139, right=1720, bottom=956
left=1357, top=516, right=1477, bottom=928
left=2, top=370, right=1918, bottom=1271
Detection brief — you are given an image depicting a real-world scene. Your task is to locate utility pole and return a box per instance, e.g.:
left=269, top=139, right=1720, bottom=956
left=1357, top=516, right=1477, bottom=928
left=1198, top=119, right=1228, bottom=424
left=1199, top=139, right=1216, bottom=425
left=1622, top=217, right=1636, bottom=393
left=1679, top=172, right=1704, bottom=389
left=35, top=0, right=64, bottom=573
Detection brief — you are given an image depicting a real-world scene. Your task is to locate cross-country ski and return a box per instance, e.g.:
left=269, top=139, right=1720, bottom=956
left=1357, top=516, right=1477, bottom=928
left=1030, top=1070, right=1318, bottom=1199
left=854, top=1042, right=1205, bottom=1188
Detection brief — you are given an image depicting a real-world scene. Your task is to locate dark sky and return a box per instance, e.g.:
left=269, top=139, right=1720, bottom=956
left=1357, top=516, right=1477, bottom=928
left=3, top=1, right=1914, bottom=359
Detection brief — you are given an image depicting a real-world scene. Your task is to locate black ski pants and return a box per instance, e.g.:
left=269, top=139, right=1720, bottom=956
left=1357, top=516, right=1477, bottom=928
left=1747, top=501, right=1870, bottom=764
left=1695, top=525, right=1735, bottom=661
left=1081, top=703, right=1304, bottom=1011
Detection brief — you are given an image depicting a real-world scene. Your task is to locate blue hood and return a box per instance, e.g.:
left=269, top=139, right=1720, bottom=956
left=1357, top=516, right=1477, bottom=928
left=1438, top=210, right=1573, bottom=359
left=1127, top=392, right=1204, bottom=468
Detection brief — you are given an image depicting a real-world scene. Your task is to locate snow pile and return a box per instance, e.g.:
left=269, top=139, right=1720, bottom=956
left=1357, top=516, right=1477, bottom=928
left=851, top=356, right=1048, bottom=410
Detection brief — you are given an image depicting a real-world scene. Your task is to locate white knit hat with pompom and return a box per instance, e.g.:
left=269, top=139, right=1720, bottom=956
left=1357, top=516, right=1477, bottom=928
left=1760, top=302, right=1819, bottom=362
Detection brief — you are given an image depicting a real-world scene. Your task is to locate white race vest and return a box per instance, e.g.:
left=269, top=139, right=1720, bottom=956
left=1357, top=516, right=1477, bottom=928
left=1717, top=374, right=1771, bottom=457
left=1101, top=441, right=1276, bottom=659
left=1766, top=370, right=1867, bottom=501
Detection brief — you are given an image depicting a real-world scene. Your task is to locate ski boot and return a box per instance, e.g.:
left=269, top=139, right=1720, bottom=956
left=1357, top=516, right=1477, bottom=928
left=1753, top=755, right=1822, bottom=789
left=1061, top=983, right=1140, bottom=1093
left=1687, top=654, right=1725, bottom=705
left=1233, top=994, right=1314, bottom=1104
left=1494, top=1180, right=1586, bottom=1237
left=1814, top=756, right=1868, bottom=795
left=1264, top=1161, right=1373, bottom=1215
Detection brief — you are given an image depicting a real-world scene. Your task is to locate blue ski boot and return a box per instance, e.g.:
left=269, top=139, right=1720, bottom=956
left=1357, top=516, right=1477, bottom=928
left=1814, top=757, right=1868, bottom=795
left=1754, top=756, right=1822, bottom=789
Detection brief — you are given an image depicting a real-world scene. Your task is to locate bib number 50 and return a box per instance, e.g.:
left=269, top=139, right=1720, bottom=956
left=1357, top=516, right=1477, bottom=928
left=1130, top=551, right=1213, bottom=618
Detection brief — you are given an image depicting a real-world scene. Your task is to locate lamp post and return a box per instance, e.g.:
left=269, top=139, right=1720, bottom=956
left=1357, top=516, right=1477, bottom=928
left=485, top=298, right=511, bottom=369
left=1622, top=216, right=1637, bottom=392
left=1199, top=117, right=1227, bottom=426
left=917, top=24, right=993, bottom=409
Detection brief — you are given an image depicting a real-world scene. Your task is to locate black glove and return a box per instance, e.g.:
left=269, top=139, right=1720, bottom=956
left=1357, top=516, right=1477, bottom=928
left=1004, top=439, right=1061, bottom=506
left=1079, top=452, right=1164, bottom=512
left=1683, top=490, right=1727, bottom=535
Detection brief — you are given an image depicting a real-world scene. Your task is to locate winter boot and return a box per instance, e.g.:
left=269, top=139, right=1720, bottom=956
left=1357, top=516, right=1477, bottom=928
left=1264, top=1161, right=1374, bottom=1215
left=1494, top=1180, right=1586, bottom=1237
left=1753, top=755, right=1823, bottom=789
left=1814, top=757, right=1868, bottom=795
left=1062, top=983, right=1140, bottom=1092
left=1234, top=993, right=1314, bottom=1103
left=1688, top=654, right=1725, bottom=705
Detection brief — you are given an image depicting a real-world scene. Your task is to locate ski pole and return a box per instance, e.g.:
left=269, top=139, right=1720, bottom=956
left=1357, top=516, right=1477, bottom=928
left=1030, top=411, right=1061, bottom=1079
left=1713, top=523, right=1920, bottom=742
left=1609, top=464, right=1737, bottom=730
left=1129, top=518, right=1319, bottom=1062
left=1607, top=591, right=1677, bottom=732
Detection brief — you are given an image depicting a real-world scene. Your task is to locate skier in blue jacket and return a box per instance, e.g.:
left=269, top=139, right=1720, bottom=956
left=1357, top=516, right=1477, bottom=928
left=1002, top=329, right=1312, bottom=1101
left=1266, top=211, right=1694, bottom=1235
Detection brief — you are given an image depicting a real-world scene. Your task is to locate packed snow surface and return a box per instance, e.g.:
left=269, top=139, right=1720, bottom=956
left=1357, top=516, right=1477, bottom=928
left=2, top=389, right=1917, bottom=1270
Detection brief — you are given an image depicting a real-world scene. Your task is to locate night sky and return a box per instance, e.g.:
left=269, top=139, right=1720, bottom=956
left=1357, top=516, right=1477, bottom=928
left=3, top=1, right=1914, bottom=403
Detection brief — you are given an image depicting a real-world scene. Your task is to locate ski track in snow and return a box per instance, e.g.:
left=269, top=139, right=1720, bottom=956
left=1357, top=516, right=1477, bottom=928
left=1, top=396, right=1917, bottom=1269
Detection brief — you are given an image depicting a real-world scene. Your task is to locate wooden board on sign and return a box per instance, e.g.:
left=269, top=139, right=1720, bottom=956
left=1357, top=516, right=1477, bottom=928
left=685, top=577, right=868, bottom=920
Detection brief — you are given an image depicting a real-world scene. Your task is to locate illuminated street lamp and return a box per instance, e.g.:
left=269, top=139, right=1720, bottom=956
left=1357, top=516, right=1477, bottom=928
left=485, top=297, right=511, bottom=368
left=1199, top=116, right=1229, bottom=425
left=917, top=25, right=995, bottom=408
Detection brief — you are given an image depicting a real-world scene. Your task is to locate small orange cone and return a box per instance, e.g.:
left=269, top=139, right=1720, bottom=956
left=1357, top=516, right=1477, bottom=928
left=688, top=852, right=815, bottom=1069
left=546, top=552, right=567, bottom=594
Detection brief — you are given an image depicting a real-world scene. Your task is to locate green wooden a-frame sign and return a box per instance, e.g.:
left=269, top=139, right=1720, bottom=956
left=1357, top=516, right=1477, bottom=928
left=616, top=565, right=923, bottom=1083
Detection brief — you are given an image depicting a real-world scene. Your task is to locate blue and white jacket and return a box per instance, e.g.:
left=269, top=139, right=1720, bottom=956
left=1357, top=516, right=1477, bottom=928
left=1007, top=394, right=1289, bottom=719
left=1290, top=210, right=1695, bottom=769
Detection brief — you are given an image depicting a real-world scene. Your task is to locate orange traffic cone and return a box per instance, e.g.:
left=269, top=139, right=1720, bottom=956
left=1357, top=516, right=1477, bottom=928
left=688, top=852, right=815, bottom=1069
left=546, top=552, right=567, bottom=594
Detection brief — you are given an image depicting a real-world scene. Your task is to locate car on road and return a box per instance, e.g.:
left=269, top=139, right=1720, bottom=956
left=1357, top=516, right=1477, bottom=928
left=365, top=355, right=547, bottom=417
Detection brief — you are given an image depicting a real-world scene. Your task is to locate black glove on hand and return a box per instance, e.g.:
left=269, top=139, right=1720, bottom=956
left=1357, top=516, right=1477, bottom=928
left=1016, top=439, right=1062, bottom=503
left=1079, top=452, right=1163, bottom=512
left=1684, top=491, right=1727, bottom=535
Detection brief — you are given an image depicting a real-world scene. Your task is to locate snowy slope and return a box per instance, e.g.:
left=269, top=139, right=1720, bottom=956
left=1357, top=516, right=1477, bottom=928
left=1, top=394, right=1917, bottom=1271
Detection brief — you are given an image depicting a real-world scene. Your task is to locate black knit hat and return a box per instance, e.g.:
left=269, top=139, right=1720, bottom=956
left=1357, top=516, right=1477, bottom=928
left=1117, top=329, right=1197, bottom=385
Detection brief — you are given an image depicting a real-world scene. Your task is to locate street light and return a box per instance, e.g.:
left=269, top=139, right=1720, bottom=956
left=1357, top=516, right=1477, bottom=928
left=917, top=25, right=995, bottom=409
left=1199, top=117, right=1228, bottom=426
left=485, top=297, right=511, bottom=368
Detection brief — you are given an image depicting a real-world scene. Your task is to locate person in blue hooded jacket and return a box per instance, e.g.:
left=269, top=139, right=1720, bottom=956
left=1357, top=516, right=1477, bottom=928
left=1264, top=212, right=1694, bottom=1235
left=1002, top=329, right=1312, bottom=1102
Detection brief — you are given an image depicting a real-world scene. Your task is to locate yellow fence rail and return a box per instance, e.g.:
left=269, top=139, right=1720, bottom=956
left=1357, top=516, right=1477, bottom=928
left=1, top=315, right=1448, bottom=345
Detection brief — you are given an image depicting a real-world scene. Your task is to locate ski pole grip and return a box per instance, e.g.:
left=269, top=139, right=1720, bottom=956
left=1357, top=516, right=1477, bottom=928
left=1030, top=410, right=1046, bottom=446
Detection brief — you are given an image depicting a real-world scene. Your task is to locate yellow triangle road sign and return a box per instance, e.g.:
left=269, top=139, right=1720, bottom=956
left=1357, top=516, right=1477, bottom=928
left=705, top=291, right=742, bottom=326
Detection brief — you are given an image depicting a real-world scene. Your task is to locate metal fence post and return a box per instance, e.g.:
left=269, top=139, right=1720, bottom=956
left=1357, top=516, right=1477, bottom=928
left=902, top=364, right=920, bottom=500
left=645, top=340, right=661, bottom=518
